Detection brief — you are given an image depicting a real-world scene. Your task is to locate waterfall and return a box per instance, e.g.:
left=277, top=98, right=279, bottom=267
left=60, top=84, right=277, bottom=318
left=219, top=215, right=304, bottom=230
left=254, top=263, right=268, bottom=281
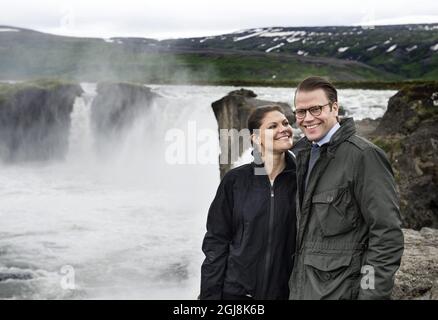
left=67, top=83, right=96, bottom=164
left=0, top=83, right=223, bottom=299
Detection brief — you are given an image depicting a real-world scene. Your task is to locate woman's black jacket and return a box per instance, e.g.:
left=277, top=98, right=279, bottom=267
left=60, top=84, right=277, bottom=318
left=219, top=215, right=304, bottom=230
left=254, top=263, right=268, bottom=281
left=200, top=150, right=297, bottom=300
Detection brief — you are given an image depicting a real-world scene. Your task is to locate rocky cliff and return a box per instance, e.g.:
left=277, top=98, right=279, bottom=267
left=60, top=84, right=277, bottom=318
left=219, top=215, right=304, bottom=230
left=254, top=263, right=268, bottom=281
left=370, top=84, right=438, bottom=230
left=91, top=82, right=160, bottom=151
left=0, top=80, right=83, bottom=162
left=211, top=89, right=294, bottom=179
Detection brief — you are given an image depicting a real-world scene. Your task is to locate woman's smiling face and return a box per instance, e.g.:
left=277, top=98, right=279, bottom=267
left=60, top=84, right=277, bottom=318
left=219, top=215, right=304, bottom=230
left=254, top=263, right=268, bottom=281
left=254, top=110, right=293, bottom=154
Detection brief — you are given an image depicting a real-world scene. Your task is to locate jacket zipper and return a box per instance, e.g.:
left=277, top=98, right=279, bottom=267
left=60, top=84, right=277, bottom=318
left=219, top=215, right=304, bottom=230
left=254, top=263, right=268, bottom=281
left=262, top=184, right=275, bottom=297
left=259, top=156, right=293, bottom=298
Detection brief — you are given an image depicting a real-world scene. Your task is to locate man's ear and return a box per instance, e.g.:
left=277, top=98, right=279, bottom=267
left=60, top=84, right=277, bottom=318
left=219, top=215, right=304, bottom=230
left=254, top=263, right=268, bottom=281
left=332, top=102, right=339, bottom=114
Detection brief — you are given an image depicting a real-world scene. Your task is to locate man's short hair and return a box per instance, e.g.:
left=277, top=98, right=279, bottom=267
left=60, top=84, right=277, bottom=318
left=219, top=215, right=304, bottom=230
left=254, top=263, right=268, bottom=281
left=295, top=76, right=338, bottom=105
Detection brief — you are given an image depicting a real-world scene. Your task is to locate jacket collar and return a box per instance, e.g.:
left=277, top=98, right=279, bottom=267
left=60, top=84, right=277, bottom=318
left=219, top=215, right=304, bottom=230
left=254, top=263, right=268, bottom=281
left=292, top=117, right=356, bottom=155
left=251, top=149, right=296, bottom=174
left=314, top=122, right=340, bottom=146
left=327, top=117, right=356, bottom=151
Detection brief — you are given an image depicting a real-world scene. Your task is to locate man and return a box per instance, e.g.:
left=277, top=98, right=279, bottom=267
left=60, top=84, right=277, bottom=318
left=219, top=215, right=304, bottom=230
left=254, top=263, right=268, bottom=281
left=289, top=76, right=404, bottom=300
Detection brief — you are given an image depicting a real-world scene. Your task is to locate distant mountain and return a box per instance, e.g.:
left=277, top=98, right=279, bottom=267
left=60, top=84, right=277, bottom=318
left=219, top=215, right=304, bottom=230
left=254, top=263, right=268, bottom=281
left=0, top=24, right=437, bottom=84
left=162, top=24, right=438, bottom=79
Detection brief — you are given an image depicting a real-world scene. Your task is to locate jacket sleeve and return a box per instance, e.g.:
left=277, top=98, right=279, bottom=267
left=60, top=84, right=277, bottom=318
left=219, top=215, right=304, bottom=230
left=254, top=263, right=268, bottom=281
left=354, top=146, right=404, bottom=300
left=200, top=173, right=235, bottom=300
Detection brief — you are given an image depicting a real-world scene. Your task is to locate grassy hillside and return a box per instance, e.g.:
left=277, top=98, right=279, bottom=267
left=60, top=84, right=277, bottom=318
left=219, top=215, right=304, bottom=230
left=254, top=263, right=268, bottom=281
left=165, top=24, right=438, bottom=79
left=0, top=24, right=436, bottom=87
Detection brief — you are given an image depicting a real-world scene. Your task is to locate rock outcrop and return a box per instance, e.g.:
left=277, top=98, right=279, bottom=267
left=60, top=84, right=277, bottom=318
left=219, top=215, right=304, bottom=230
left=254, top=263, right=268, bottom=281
left=211, top=89, right=294, bottom=178
left=0, top=80, right=83, bottom=162
left=354, top=117, right=380, bottom=138
left=369, top=84, right=438, bottom=229
left=354, top=86, right=438, bottom=299
left=91, top=82, right=160, bottom=149
left=393, top=228, right=438, bottom=299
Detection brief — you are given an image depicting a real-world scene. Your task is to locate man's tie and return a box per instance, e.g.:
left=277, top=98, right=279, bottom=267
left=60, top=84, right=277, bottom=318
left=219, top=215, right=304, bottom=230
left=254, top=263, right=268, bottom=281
left=305, top=144, right=320, bottom=190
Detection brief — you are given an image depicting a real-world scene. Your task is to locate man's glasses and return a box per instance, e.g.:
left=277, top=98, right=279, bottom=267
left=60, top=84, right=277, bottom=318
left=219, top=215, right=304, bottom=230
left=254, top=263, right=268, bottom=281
left=293, top=103, right=332, bottom=119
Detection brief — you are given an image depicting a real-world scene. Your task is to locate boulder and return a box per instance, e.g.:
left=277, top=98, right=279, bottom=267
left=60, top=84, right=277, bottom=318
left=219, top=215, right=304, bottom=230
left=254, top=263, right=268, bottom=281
left=375, top=84, right=438, bottom=136
left=0, top=80, right=83, bottom=162
left=369, top=84, right=438, bottom=229
left=211, top=88, right=294, bottom=178
left=354, top=117, right=380, bottom=139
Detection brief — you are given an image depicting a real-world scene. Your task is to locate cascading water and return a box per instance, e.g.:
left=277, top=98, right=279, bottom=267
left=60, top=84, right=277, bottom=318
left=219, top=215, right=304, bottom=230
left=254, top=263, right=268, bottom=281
left=67, top=83, right=96, bottom=165
left=0, top=84, right=396, bottom=299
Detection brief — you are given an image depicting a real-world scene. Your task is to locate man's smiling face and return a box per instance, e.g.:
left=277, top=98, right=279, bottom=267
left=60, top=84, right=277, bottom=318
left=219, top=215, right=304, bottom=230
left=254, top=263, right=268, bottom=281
left=295, top=88, right=339, bottom=142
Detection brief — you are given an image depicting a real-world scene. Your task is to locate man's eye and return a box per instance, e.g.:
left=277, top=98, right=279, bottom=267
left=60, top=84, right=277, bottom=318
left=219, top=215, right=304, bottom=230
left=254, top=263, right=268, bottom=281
left=310, top=106, right=321, bottom=112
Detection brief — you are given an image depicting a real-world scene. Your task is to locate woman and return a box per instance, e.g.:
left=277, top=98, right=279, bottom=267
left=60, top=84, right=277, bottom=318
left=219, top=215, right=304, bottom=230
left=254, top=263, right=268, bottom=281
left=200, top=105, right=297, bottom=300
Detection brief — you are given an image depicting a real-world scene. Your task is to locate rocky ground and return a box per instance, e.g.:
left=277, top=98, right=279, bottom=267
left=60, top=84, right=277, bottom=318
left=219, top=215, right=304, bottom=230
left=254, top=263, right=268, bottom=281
left=393, top=228, right=438, bottom=299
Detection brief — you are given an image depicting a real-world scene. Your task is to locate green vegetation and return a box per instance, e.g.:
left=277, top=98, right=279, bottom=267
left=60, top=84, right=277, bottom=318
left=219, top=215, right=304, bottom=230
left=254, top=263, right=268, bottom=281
left=371, top=135, right=403, bottom=184
left=194, top=79, right=438, bottom=90
left=177, top=24, right=438, bottom=80
left=0, top=40, right=394, bottom=84
left=1, top=25, right=437, bottom=88
left=372, top=136, right=402, bottom=155
left=0, top=79, right=78, bottom=104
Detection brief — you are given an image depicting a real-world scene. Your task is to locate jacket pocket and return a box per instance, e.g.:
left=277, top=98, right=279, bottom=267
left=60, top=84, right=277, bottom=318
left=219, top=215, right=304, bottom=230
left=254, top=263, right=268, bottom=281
left=312, top=187, right=356, bottom=237
left=304, top=254, right=352, bottom=276
left=303, top=253, right=355, bottom=299
left=231, top=222, right=245, bottom=248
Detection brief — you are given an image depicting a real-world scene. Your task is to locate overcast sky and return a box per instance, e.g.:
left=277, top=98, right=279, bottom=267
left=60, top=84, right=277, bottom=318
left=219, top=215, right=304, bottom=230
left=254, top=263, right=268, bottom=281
left=1, top=0, right=438, bottom=39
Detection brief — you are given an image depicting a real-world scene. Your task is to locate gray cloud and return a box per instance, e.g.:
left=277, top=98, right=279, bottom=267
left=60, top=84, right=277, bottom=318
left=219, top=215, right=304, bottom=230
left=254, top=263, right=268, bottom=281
left=1, top=0, right=438, bottom=39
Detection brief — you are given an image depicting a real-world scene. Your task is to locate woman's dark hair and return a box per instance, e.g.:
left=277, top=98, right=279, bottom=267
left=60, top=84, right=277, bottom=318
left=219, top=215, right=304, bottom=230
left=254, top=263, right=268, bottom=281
left=294, top=76, right=338, bottom=104
left=247, top=105, right=285, bottom=134
left=247, top=105, right=287, bottom=164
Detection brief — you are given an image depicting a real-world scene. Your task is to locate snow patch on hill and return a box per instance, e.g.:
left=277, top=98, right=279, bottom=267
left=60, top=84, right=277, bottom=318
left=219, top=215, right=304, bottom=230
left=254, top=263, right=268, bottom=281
left=386, top=44, right=397, bottom=53
left=266, top=43, right=284, bottom=53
